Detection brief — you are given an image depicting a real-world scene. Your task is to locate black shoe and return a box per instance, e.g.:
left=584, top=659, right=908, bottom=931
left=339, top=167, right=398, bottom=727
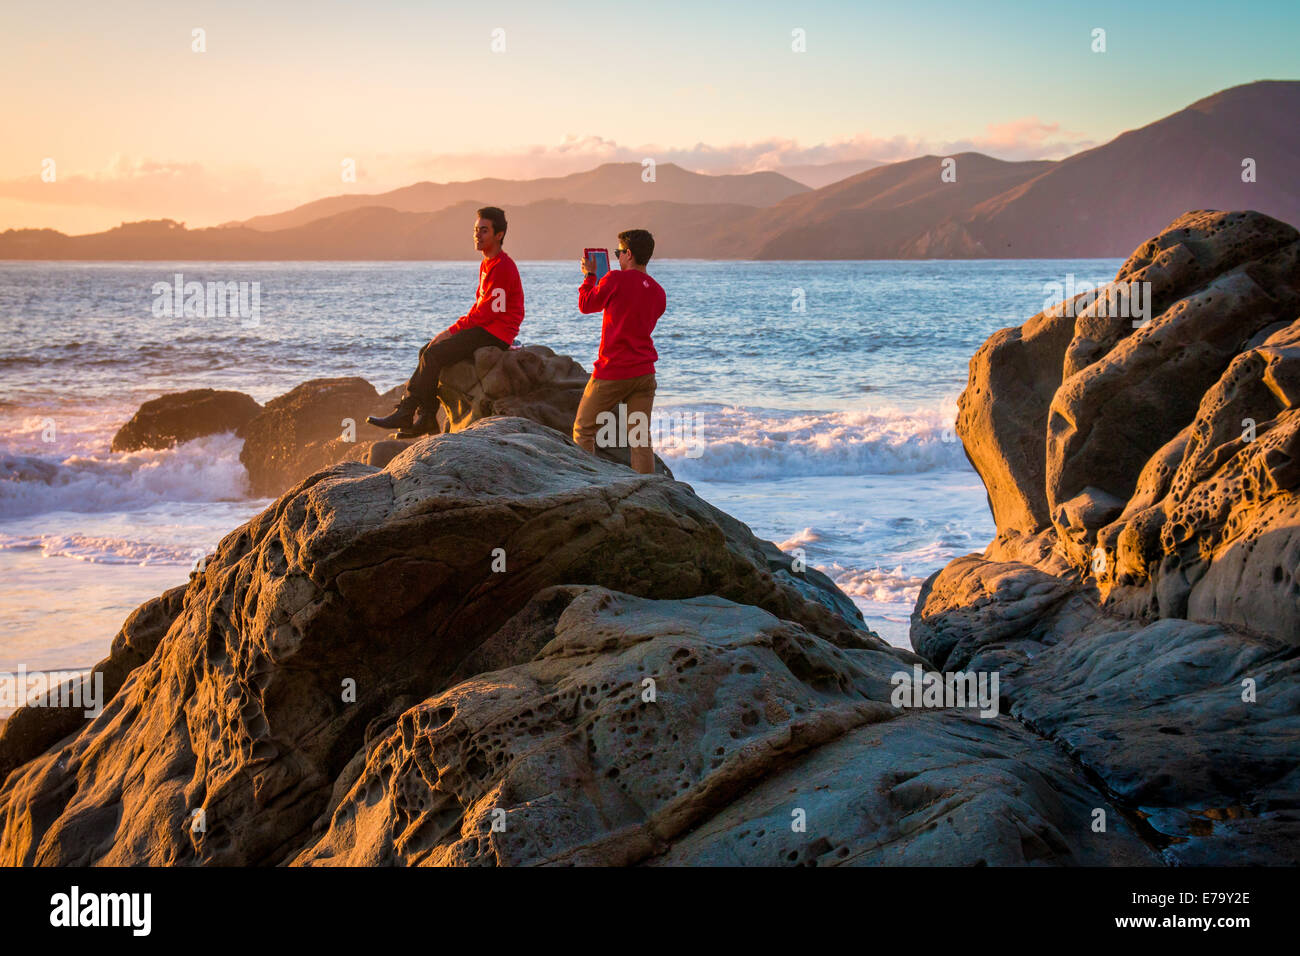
left=367, top=394, right=419, bottom=430
left=395, top=404, right=436, bottom=440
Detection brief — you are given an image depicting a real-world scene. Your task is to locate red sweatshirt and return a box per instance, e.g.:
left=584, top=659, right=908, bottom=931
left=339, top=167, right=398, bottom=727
left=578, top=269, right=666, bottom=379
left=444, top=250, right=525, bottom=344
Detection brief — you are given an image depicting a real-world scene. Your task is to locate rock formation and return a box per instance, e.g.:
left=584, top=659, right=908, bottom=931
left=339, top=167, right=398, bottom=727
left=235, top=377, right=401, bottom=497
left=116, top=344, right=669, bottom=498
left=918, top=210, right=1300, bottom=863
left=111, top=389, right=262, bottom=452
left=7, top=210, right=1295, bottom=866
left=0, top=416, right=1158, bottom=866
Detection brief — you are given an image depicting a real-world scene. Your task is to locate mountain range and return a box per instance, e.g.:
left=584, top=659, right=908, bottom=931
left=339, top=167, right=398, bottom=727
left=2, top=80, right=1295, bottom=260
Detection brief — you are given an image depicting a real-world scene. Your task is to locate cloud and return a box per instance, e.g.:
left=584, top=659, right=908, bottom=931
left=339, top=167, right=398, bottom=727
left=0, top=117, right=1093, bottom=233
left=0, top=155, right=308, bottom=233
left=937, top=117, right=1095, bottom=160
left=395, top=118, right=1092, bottom=182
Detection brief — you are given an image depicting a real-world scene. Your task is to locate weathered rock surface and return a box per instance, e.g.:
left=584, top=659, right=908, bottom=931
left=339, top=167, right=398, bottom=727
left=438, top=344, right=588, bottom=434
left=0, top=417, right=909, bottom=865
left=917, top=210, right=1300, bottom=863
left=295, top=586, right=1155, bottom=866
left=111, top=389, right=262, bottom=451
left=436, top=343, right=671, bottom=476
left=235, top=377, right=400, bottom=497
left=1, top=412, right=1167, bottom=866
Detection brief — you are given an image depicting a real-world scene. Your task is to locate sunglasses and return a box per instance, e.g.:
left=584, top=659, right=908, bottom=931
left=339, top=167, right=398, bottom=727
left=614, top=247, right=630, bottom=256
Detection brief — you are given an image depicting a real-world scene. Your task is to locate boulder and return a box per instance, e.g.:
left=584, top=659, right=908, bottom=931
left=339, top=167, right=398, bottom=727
left=438, top=344, right=589, bottom=434
left=955, top=300, right=1077, bottom=536
left=235, top=377, right=402, bottom=496
left=216, top=346, right=664, bottom=499
left=294, top=586, right=1155, bottom=867
left=916, top=209, right=1300, bottom=863
left=111, top=389, right=262, bottom=451
left=0, top=417, right=887, bottom=865
left=1046, top=235, right=1300, bottom=566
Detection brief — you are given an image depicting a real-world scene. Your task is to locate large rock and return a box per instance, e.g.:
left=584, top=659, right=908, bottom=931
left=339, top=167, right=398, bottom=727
left=0, top=417, right=890, bottom=865
left=1046, top=216, right=1300, bottom=567
left=438, top=344, right=589, bottom=434
left=111, top=389, right=262, bottom=451
left=236, top=377, right=403, bottom=496
left=916, top=209, right=1300, bottom=863
left=956, top=303, right=1076, bottom=536
left=295, top=586, right=1155, bottom=866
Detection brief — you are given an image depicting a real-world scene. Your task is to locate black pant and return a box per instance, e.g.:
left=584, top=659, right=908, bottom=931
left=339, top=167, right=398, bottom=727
left=405, top=326, right=510, bottom=407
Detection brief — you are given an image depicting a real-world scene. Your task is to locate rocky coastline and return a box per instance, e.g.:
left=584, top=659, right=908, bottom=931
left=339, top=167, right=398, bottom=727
left=2, top=210, right=1296, bottom=866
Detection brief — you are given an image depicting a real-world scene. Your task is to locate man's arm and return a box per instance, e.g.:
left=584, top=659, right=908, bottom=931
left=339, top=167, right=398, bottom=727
left=578, top=272, right=615, bottom=314
left=443, top=260, right=505, bottom=335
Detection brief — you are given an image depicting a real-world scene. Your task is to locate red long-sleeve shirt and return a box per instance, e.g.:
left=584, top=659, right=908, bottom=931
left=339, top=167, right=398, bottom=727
left=578, top=269, right=666, bottom=379
left=444, top=250, right=525, bottom=344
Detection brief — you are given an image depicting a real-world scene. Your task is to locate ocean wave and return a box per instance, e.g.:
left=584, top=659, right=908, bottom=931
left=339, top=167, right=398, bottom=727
left=0, top=432, right=250, bottom=518
left=825, top=563, right=930, bottom=604
left=776, top=527, right=821, bottom=549
left=652, top=402, right=966, bottom=480
left=0, top=531, right=197, bottom=565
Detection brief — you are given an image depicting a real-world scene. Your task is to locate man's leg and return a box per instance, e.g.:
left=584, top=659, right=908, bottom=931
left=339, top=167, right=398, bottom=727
left=573, top=376, right=629, bottom=455
left=371, top=326, right=507, bottom=432
left=624, top=374, right=657, bottom=475
left=572, top=374, right=656, bottom=473
left=406, top=326, right=507, bottom=411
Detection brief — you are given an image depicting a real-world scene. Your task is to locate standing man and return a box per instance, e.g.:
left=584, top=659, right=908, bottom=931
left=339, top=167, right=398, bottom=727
left=573, top=229, right=666, bottom=474
left=368, top=206, right=524, bottom=438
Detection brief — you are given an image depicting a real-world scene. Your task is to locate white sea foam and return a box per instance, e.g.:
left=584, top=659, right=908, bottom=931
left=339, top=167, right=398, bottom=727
left=823, top=563, right=930, bottom=604
left=0, top=432, right=250, bottom=519
left=0, top=532, right=196, bottom=565
left=776, top=527, right=821, bottom=550
left=654, top=402, right=966, bottom=480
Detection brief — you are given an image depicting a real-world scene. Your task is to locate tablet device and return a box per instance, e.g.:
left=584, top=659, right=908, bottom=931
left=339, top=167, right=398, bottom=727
left=584, top=247, right=610, bottom=281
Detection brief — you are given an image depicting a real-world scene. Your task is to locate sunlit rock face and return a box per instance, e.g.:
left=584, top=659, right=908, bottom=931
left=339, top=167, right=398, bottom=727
left=917, top=210, right=1300, bottom=863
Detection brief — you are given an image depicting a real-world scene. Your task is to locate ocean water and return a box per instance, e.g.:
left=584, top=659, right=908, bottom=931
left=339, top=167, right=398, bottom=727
left=0, top=258, right=1122, bottom=705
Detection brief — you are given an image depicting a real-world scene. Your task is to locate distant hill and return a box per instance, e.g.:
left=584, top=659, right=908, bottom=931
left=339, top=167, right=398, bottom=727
left=3, top=81, right=1296, bottom=260
left=958, top=80, right=1300, bottom=257
left=750, top=152, right=1055, bottom=258
left=0, top=202, right=758, bottom=260
left=232, top=162, right=808, bottom=232
left=773, top=158, right=885, bottom=189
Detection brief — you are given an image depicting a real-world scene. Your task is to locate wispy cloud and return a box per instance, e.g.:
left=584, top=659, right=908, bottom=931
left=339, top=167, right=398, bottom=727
left=0, top=119, right=1092, bottom=234
left=393, top=118, right=1092, bottom=180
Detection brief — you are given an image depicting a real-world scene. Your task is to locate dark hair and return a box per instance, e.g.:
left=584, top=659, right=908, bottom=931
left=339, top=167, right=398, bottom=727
left=477, top=206, right=508, bottom=241
left=619, top=228, right=654, bottom=266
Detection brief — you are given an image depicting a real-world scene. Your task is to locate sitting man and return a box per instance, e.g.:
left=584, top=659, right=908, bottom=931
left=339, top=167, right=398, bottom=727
left=573, top=228, right=666, bottom=474
left=368, top=206, right=524, bottom=438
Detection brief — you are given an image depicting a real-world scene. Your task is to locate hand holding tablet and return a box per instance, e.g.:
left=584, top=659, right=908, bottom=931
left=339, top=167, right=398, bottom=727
left=582, top=247, right=610, bottom=281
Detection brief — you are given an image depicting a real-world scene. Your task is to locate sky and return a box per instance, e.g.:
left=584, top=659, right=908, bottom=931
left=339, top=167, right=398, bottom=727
left=1, top=0, right=1297, bottom=234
